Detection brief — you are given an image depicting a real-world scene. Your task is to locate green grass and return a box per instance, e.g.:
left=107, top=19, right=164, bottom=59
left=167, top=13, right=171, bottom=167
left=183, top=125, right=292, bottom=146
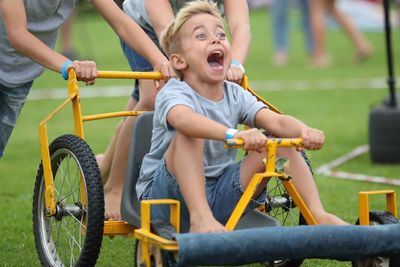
left=1, top=7, right=399, bottom=267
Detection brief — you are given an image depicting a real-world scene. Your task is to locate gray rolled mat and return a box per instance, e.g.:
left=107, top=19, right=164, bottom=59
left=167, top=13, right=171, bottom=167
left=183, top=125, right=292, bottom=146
left=175, top=224, right=400, bottom=266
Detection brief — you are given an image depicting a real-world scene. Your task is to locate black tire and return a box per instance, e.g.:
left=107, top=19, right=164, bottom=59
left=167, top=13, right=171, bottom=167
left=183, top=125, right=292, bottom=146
left=134, top=239, right=173, bottom=267
left=352, top=211, right=400, bottom=267
left=369, top=105, right=400, bottom=163
left=33, top=134, right=104, bottom=267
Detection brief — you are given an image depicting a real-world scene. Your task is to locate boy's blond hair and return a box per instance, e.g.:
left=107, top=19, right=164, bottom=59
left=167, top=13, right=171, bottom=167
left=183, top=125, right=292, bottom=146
left=160, top=1, right=223, bottom=57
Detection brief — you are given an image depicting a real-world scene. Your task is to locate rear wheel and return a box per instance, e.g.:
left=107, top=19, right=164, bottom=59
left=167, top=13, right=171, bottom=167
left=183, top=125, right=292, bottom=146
left=135, top=240, right=172, bottom=267
left=352, top=211, right=400, bottom=267
left=33, top=134, right=104, bottom=267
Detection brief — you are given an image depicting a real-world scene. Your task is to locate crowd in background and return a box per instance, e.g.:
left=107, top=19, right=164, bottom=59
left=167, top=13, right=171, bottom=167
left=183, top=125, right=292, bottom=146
left=62, top=0, right=394, bottom=68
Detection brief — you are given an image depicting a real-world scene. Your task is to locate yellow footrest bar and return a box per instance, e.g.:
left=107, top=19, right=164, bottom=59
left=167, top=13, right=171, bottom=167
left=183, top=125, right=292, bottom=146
left=103, top=220, right=136, bottom=237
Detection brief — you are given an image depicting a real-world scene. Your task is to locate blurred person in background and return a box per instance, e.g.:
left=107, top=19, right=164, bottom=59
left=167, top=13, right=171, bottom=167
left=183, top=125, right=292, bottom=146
left=0, top=0, right=174, bottom=160
left=309, top=0, right=373, bottom=67
left=271, top=0, right=314, bottom=66
left=60, top=10, right=80, bottom=60
left=98, top=0, right=252, bottom=220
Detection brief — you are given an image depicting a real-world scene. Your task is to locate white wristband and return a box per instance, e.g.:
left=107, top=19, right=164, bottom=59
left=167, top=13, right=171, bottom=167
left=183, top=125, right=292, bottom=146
left=226, top=128, right=238, bottom=140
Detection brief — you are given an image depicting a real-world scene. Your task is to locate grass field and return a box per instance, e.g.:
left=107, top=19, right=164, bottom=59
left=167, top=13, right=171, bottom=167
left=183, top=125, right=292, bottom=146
left=0, top=6, right=399, bottom=267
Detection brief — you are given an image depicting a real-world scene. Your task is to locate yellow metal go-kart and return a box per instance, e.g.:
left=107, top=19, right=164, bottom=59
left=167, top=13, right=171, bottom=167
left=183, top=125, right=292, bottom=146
left=32, top=69, right=399, bottom=267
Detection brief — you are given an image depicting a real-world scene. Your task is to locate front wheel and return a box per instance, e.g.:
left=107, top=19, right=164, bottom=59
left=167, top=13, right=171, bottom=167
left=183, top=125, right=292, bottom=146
left=33, top=134, right=104, bottom=267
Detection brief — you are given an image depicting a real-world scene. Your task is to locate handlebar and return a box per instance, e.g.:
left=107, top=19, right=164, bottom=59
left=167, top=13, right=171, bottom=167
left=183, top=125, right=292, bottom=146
left=96, top=71, right=163, bottom=80
left=225, top=138, right=304, bottom=149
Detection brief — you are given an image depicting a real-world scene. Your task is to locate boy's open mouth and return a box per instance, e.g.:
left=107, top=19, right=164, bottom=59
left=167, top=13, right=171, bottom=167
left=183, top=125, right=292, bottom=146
left=207, top=50, right=224, bottom=71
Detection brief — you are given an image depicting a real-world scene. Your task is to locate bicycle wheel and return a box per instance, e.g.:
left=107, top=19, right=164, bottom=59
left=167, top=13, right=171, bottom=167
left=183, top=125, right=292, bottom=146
left=264, top=151, right=310, bottom=227
left=263, top=152, right=310, bottom=267
left=33, top=134, right=104, bottom=267
left=352, top=211, right=400, bottom=267
left=264, top=177, right=305, bottom=227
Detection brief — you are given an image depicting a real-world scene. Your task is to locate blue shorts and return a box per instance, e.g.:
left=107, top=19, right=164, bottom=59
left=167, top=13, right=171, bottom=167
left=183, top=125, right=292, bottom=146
left=120, top=28, right=161, bottom=101
left=0, top=81, right=33, bottom=158
left=142, top=161, right=266, bottom=233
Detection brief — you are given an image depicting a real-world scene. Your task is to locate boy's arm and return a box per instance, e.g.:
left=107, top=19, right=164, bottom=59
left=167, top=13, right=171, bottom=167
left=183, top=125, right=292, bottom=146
left=254, top=108, right=325, bottom=150
left=145, top=0, right=174, bottom=40
left=167, top=104, right=268, bottom=152
left=224, top=0, right=251, bottom=83
left=167, top=105, right=228, bottom=140
left=92, top=0, right=175, bottom=80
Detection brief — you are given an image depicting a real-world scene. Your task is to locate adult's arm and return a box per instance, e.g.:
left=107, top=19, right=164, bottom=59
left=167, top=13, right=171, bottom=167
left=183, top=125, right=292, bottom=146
left=224, top=0, right=251, bottom=83
left=93, top=0, right=174, bottom=79
left=145, top=0, right=175, bottom=41
left=0, top=0, right=96, bottom=83
left=0, top=0, right=71, bottom=73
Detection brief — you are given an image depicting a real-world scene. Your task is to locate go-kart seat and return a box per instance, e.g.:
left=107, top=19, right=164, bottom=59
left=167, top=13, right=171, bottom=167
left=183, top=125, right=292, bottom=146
left=121, top=111, right=154, bottom=227
left=120, top=111, right=278, bottom=229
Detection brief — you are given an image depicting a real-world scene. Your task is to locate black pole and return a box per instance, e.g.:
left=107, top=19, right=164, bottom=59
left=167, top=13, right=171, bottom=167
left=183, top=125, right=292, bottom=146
left=383, top=0, right=397, bottom=107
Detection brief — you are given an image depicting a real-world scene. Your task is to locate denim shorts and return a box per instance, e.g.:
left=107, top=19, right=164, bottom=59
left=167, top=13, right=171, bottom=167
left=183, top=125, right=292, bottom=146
left=0, top=81, right=33, bottom=158
left=120, top=28, right=162, bottom=101
left=142, top=160, right=266, bottom=233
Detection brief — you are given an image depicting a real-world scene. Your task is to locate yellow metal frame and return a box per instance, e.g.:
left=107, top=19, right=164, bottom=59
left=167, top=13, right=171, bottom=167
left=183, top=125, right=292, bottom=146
left=224, top=138, right=317, bottom=230
left=38, top=69, right=398, bottom=266
left=358, top=190, right=397, bottom=225
left=38, top=69, right=161, bottom=220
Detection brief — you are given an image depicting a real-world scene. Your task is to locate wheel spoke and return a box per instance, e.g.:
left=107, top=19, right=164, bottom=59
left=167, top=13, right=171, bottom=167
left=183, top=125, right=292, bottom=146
left=266, top=178, right=301, bottom=227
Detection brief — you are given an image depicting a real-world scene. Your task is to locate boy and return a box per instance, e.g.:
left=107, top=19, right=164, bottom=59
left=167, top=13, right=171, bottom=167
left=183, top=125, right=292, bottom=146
left=138, top=0, right=346, bottom=233
left=99, top=0, right=251, bottom=220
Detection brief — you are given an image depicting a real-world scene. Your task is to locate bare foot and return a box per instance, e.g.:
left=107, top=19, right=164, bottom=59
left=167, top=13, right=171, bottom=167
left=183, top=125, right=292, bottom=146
left=190, top=214, right=227, bottom=233
left=104, top=185, right=123, bottom=220
left=355, top=45, right=373, bottom=63
left=272, top=51, right=288, bottom=66
left=314, top=212, right=348, bottom=225
left=309, top=53, right=332, bottom=68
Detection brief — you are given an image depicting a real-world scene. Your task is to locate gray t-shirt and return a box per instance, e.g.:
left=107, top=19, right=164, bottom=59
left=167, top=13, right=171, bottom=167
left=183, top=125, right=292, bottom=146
left=0, top=0, right=75, bottom=88
left=137, top=78, right=267, bottom=198
left=123, top=0, right=224, bottom=34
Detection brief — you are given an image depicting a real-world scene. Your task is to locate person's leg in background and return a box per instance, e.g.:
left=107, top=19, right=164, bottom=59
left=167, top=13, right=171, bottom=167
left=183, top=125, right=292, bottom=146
left=101, top=32, right=160, bottom=220
left=96, top=96, right=137, bottom=183
left=309, top=0, right=331, bottom=67
left=299, top=0, right=314, bottom=58
left=60, top=11, right=80, bottom=60
left=326, top=0, right=373, bottom=62
left=0, top=82, right=32, bottom=159
left=271, top=0, right=289, bottom=66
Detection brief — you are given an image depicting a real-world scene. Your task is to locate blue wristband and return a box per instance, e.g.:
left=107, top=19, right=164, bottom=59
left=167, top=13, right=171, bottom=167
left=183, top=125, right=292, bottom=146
left=61, top=60, right=73, bottom=80
left=231, top=60, right=245, bottom=73
left=226, top=128, right=238, bottom=140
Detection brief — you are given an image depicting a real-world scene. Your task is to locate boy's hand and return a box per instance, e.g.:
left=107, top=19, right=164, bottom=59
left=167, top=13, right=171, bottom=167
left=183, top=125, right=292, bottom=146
left=72, top=60, right=97, bottom=86
left=234, top=128, right=267, bottom=153
left=300, top=127, right=325, bottom=150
